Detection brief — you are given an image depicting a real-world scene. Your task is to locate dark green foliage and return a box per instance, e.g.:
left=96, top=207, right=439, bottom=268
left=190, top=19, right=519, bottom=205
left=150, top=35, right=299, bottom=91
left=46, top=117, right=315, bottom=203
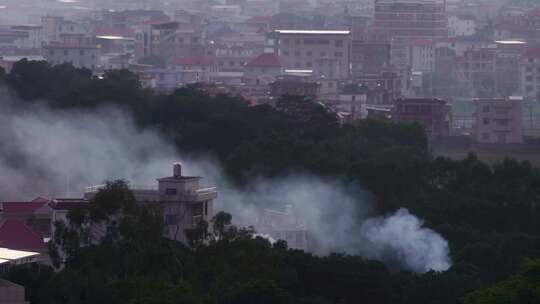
left=3, top=61, right=540, bottom=303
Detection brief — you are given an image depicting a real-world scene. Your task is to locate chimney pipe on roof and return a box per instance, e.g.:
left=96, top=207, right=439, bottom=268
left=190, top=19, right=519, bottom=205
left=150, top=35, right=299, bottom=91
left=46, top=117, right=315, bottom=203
left=173, top=162, right=182, bottom=178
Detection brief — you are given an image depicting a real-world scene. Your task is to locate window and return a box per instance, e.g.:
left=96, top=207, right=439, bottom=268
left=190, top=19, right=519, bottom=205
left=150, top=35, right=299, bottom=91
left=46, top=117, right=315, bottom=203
left=527, top=67, right=533, bottom=72
left=204, top=201, right=208, bottom=215
left=483, top=105, right=490, bottom=113
left=294, top=51, right=300, bottom=56
left=64, top=50, right=69, bottom=56
left=306, top=51, right=312, bottom=56
left=165, top=214, right=177, bottom=225
left=283, top=50, right=289, bottom=56
left=295, top=39, right=301, bottom=44
left=165, top=188, right=177, bottom=195
left=80, top=50, right=85, bottom=56
left=482, top=133, right=489, bottom=140
left=335, top=39, right=343, bottom=47
left=529, top=57, right=535, bottom=63
left=527, top=76, right=533, bottom=82
left=483, top=118, right=490, bottom=125
left=49, top=49, right=54, bottom=55
left=496, top=119, right=508, bottom=126
left=335, top=51, right=343, bottom=57
left=283, top=38, right=289, bottom=45
left=306, top=62, right=312, bottom=67
left=320, top=51, right=326, bottom=57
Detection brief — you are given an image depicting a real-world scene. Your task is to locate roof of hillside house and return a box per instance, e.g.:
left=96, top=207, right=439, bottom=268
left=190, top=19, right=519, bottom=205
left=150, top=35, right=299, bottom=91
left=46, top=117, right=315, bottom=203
left=0, top=220, right=46, bottom=251
left=172, top=55, right=215, bottom=66
left=51, top=199, right=89, bottom=210
left=1, top=200, right=49, bottom=214
left=245, top=53, right=283, bottom=68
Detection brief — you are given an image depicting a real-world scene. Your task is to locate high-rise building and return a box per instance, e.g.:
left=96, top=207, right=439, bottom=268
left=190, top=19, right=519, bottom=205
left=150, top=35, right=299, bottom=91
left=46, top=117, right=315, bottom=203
left=274, top=30, right=351, bottom=79
left=370, top=0, right=448, bottom=67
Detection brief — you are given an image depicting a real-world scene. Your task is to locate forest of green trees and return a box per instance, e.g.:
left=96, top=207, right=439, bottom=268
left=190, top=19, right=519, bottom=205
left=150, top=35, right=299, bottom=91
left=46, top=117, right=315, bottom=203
left=2, top=60, right=540, bottom=303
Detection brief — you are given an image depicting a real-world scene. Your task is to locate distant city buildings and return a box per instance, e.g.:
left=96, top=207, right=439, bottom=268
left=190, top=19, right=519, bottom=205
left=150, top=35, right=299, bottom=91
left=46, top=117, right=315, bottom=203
left=0, top=0, right=540, bottom=145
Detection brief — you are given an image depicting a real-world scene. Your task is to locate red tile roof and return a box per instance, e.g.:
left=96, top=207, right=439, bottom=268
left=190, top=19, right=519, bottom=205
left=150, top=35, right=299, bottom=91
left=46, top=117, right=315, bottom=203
left=245, top=53, right=283, bottom=68
left=1, top=201, right=48, bottom=214
left=172, top=55, right=215, bottom=66
left=0, top=220, right=46, bottom=251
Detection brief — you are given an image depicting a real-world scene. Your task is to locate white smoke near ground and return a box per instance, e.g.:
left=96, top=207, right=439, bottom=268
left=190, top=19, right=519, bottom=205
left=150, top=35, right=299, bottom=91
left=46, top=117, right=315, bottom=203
left=359, top=209, right=451, bottom=272
left=0, top=90, right=451, bottom=272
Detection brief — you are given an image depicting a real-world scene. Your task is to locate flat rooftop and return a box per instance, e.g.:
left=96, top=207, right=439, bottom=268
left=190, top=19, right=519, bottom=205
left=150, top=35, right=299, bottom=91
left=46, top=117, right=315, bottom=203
left=275, top=30, right=350, bottom=35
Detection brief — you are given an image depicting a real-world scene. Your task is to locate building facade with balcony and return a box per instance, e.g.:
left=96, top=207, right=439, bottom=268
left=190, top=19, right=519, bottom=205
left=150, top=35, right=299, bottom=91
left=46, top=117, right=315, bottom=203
left=84, top=163, right=218, bottom=244
left=392, top=98, right=451, bottom=138
left=474, top=97, right=523, bottom=144
left=274, top=30, right=351, bottom=79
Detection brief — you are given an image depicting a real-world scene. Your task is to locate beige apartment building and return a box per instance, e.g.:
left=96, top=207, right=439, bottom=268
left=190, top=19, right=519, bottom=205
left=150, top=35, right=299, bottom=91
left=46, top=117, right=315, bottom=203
left=474, top=97, right=523, bottom=144
left=84, top=163, right=217, bottom=244
left=274, top=30, right=351, bottom=79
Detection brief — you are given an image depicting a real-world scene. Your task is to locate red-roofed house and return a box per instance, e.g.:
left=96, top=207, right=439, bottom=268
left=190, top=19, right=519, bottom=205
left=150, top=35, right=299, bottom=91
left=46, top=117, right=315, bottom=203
left=0, top=199, right=52, bottom=238
left=0, top=220, right=46, bottom=252
left=244, top=53, right=284, bottom=84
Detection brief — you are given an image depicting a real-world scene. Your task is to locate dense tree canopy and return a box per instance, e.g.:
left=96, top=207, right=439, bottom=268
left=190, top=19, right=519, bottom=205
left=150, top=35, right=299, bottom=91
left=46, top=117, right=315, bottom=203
left=3, top=60, right=540, bottom=303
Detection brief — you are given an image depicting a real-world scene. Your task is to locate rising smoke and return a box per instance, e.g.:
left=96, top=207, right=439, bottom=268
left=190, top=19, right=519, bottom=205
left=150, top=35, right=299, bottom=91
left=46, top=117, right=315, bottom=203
left=0, top=90, right=450, bottom=272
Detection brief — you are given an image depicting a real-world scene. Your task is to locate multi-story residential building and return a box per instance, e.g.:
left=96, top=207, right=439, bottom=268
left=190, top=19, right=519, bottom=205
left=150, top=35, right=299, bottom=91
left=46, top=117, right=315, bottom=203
left=211, top=44, right=256, bottom=72
left=370, top=0, right=448, bottom=67
left=392, top=98, right=451, bottom=138
left=134, top=20, right=205, bottom=62
left=270, top=75, right=320, bottom=100
left=274, top=30, right=351, bottom=79
left=350, top=41, right=391, bottom=74
left=41, top=16, right=88, bottom=44
left=243, top=53, right=284, bottom=84
left=520, top=48, right=540, bottom=101
left=43, top=43, right=100, bottom=70
left=10, top=25, right=44, bottom=50
left=448, top=14, right=476, bottom=37
left=84, top=163, right=218, bottom=244
left=356, top=69, right=403, bottom=104
left=171, top=55, right=219, bottom=83
left=474, top=97, right=523, bottom=144
left=410, top=39, right=435, bottom=73
left=254, top=206, right=308, bottom=251
left=456, top=46, right=496, bottom=95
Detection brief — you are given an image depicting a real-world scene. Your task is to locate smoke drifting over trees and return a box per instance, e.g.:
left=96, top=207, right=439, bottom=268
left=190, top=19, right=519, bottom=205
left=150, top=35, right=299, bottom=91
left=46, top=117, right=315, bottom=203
left=0, top=91, right=450, bottom=272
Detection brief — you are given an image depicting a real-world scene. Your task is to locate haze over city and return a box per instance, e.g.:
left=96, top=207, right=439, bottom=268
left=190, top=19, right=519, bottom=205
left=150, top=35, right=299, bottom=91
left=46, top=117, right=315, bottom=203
left=0, top=0, right=538, bottom=303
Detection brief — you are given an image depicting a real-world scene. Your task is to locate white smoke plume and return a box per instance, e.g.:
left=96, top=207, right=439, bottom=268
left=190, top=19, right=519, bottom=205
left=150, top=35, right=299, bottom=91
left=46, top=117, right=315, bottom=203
left=359, top=208, right=451, bottom=272
left=0, top=91, right=451, bottom=272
